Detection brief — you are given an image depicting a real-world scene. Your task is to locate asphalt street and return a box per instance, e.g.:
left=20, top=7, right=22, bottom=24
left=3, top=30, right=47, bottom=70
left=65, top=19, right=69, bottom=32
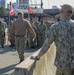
left=0, top=45, right=38, bottom=75
left=0, top=28, right=38, bottom=75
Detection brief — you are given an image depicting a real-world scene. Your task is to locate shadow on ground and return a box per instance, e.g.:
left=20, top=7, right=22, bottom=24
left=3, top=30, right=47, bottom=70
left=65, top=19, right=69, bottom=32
left=0, top=45, right=15, bottom=54
left=0, top=63, right=18, bottom=74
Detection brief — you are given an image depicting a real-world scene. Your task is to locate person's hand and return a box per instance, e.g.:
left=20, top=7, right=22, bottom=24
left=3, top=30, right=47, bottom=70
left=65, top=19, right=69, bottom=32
left=32, top=34, right=36, bottom=41
left=30, top=56, right=40, bottom=60
left=32, top=37, right=36, bottom=41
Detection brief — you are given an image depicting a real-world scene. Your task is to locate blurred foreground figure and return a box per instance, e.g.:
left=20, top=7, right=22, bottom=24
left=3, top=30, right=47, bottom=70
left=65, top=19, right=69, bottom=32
left=31, top=4, right=74, bottom=75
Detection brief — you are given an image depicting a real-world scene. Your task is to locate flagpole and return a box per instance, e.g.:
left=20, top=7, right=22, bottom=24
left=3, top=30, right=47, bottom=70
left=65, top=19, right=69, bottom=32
left=28, top=6, right=30, bottom=21
left=9, top=1, right=11, bottom=25
left=41, top=0, right=43, bottom=8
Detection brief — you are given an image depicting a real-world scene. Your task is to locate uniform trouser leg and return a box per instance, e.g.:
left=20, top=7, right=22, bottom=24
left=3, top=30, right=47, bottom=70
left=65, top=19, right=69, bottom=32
left=56, top=68, right=74, bottom=75
left=15, top=36, right=26, bottom=61
left=1, top=35, right=4, bottom=47
left=37, top=34, right=42, bottom=48
left=41, top=35, right=46, bottom=47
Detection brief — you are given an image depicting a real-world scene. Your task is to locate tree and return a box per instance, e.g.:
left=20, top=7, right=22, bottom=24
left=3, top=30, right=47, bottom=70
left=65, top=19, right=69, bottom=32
left=0, top=7, right=8, bottom=16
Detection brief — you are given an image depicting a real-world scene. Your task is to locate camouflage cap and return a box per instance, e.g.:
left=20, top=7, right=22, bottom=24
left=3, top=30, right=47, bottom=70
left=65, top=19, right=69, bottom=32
left=61, top=4, right=73, bottom=13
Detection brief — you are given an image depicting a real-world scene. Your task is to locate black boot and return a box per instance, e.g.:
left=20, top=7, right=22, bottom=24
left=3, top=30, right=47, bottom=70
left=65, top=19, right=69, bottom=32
left=19, top=58, right=24, bottom=63
left=1, top=44, right=4, bottom=48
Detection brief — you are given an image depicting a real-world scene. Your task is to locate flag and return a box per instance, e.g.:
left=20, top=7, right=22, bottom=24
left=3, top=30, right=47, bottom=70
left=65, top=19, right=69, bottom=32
left=28, top=6, right=35, bottom=14
left=9, top=6, right=15, bottom=16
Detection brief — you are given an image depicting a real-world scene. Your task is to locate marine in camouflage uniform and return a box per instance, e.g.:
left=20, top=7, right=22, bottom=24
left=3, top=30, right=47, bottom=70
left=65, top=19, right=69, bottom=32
left=29, top=20, right=38, bottom=48
left=26, top=19, right=37, bottom=48
left=31, top=26, right=37, bottom=48
left=0, top=21, right=5, bottom=48
left=8, top=20, right=15, bottom=47
left=35, top=18, right=47, bottom=48
left=25, top=18, right=31, bottom=48
left=10, top=12, right=36, bottom=63
left=32, top=4, right=74, bottom=75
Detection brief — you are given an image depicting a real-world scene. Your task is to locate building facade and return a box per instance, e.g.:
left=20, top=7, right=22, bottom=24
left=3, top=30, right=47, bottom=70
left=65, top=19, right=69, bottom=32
left=16, top=0, right=29, bottom=4
left=0, top=0, right=7, bottom=8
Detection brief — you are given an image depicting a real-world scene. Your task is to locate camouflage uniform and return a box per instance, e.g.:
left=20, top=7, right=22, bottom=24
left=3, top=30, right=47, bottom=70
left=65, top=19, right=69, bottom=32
left=44, top=22, right=54, bottom=30
left=15, top=35, right=26, bottom=60
left=56, top=68, right=74, bottom=75
left=46, top=18, right=74, bottom=75
left=30, top=25, right=37, bottom=48
left=0, top=21, right=5, bottom=47
left=26, top=21, right=37, bottom=48
left=26, top=30, right=30, bottom=48
left=26, top=19, right=37, bottom=48
left=35, top=22, right=47, bottom=47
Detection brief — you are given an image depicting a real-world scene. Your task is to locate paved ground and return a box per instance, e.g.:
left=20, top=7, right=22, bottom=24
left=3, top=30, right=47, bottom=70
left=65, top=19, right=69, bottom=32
left=0, top=45, right=38, bottom=75
left=0, top=28, right=38, bottom=75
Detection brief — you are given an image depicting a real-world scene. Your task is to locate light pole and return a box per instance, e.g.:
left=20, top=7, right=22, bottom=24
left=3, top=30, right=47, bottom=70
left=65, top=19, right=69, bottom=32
left=9, top=2, right=11, bottom=25
left=41, top=0, right=43, bottom=8
left=39, top=0, right=43, bottom=21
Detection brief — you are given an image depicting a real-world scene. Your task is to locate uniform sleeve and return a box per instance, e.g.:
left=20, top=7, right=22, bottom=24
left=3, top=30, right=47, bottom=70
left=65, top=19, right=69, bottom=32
left=46, top=25, right=55, bottom=45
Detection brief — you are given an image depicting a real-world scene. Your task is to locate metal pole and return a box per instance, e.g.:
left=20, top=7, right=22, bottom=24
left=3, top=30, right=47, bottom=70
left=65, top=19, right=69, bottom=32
left=9, top=2, right=11, bottom=25
left=7, top=2, right=12, bottom=45
left=40, top=0, right=43, bottom=21
left=41, top=0, right=43, bottom=8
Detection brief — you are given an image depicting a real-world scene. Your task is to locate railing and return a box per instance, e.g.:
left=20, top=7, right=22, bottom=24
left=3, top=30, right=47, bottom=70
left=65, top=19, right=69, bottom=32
left=14, top=42, right=57, bottom=75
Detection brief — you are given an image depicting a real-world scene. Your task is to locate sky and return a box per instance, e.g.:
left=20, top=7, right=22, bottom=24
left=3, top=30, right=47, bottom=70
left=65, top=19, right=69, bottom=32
left=7, top=0, right=74, bottom=9
left=7, top=0, right=16, bottom=3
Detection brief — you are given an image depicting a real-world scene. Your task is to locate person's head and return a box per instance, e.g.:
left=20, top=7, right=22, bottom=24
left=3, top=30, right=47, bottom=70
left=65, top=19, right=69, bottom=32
left=18, top=12, right=24, bottom=20
left=60, top=4, right=73, bottom=20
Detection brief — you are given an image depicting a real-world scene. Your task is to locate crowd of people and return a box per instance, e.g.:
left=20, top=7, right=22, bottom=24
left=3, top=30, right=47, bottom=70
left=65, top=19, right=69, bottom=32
left=1, top=4, right=74, bottom=75
left=0, top=12, right=54, bottom=63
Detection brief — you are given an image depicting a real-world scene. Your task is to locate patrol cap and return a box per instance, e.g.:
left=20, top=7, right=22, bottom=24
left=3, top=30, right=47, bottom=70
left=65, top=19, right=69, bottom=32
left=18, top=12, right=23, bottom=15
left=61, top=4, right=73, bottom=13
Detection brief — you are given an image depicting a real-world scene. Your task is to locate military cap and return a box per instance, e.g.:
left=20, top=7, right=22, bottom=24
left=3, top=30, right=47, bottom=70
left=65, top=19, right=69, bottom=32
left=61, top=4, right=73, bottom=13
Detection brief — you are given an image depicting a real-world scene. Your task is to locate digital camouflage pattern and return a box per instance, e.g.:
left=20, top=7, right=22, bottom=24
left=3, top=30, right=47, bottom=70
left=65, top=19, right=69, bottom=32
left=56, top=68, right=74, bottom=75
left=46, top=18, right=74, bottom=68
left=0, top=21, right=5, bottom=47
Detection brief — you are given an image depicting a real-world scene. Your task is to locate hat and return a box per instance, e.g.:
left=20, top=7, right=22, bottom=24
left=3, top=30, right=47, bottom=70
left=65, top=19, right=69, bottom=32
left=61, top=4, right=73, bottom=13
left=18, top=12, right=23, bottom=15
